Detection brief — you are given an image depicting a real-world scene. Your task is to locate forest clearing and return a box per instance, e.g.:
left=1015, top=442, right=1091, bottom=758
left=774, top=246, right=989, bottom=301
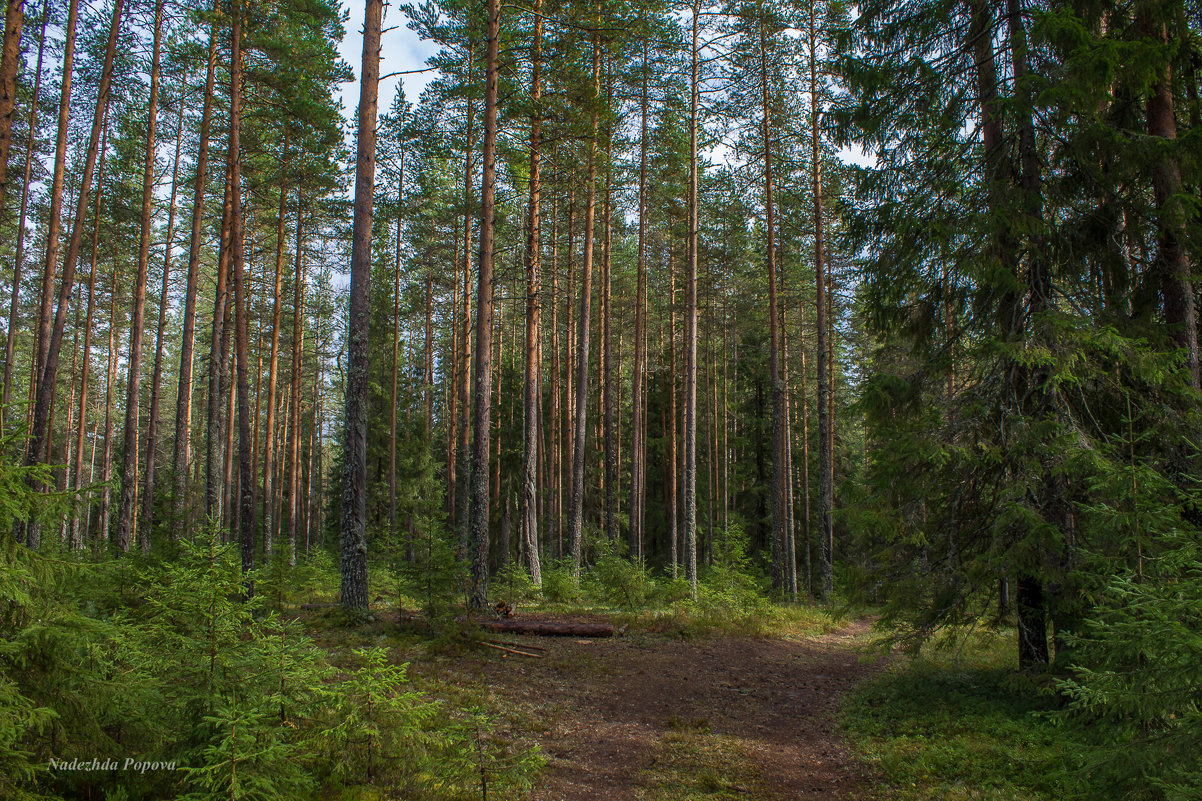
left=1, top=0, right=1200, bottom=793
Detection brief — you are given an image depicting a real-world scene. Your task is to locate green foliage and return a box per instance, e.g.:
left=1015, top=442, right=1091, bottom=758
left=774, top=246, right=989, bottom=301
left=323, top=647, right=438, bottom=786
left=1057, top=531, right=1202, bottom=801
left=538, top=561, right=582, bottom=605
left=843, top=631, right=1087, bottom=801
left=398, top=518, right=468, bottom=620
left=492, top=562, right=541, bottom=607
left=585, top=540, right=655, bottom=611
left=0, top=530, right=541, bottom=800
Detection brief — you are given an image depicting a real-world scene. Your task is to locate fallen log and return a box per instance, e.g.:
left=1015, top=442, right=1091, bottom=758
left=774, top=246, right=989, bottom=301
left=476, top=619, right=624, bottom=637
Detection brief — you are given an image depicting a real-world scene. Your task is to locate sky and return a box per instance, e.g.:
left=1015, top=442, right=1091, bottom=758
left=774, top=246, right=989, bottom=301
left=335, top=2, right=439, bottom=128
left=333, top=1, right=875, bottom=167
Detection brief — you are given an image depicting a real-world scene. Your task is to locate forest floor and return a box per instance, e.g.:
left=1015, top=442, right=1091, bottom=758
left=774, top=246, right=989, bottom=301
left=313, top=611, right=886, bottom=800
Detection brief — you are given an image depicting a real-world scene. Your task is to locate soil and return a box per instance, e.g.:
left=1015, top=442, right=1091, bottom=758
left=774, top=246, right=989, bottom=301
left=416, top=617, right=882, bottom=801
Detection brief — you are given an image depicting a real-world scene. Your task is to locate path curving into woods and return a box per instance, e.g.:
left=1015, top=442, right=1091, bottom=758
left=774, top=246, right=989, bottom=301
left=451, top=617, right=881, bottom=800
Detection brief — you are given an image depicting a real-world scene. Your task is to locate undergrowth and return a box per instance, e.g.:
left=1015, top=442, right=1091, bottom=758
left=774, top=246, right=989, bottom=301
left=841, top=628, right=1088, bottom=801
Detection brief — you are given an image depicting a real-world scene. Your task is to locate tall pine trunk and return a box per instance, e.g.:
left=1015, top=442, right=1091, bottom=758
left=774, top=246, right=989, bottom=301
left=0, top=0, right=23, bottom=215
left=207, top=174, right=234, bottom=521
left=1141, top=8, right=1199, bottom=389
left=630, top=42, right=649, bottom=561
left=468, top=0, right=501, bottom=608
left=760, top=21, right=788, bottom=595
left=228, top=0, right=255, bottom=582
left=601, top=65, right=617, bottom=545
left=389, top=148, right=403, bottom=548
left=520, top=0, right=544, bottom=585
left=71, top=117, right=108, bottom=549
left=809, top=0, right=833, bottom=599
left=140, top=92, right=185, bottom=544
left=2, top=0, right=46, bottom=426
left=455, top=47, right=476, bottom=552
left=262, top=129, right=291, bottom=558
left=99, top=254, right=121, bottom=544
left=116, top=0, right=164, bottom=551
left=173, top=13, right=218, bottom=531
left=287, top=215, right=305, bottom=563
left=341, top=0, right=383, bottom=609
left=568, top=33, right=601, bottom=579
left=29, top=0, right=79, bottom=446
left=682, top=0, right=701, bottom=593
left=24, top=0, right=125, bottom=547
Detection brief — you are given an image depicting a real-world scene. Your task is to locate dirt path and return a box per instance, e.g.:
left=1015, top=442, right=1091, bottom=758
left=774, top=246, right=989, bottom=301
left=425, top=618, right=881, bottom=801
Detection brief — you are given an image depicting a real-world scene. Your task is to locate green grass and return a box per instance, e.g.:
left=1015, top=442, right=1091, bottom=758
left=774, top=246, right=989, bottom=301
left=636, top=724, right=767, bottom=801
left=841, top=629, right=1088, bottom=801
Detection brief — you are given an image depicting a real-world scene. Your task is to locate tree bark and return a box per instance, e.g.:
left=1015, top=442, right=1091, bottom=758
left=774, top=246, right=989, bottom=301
left=0, top=0, right=23, bottom=216
left=683, top=0, right=701, bottom=593
left=341, top=0, right=383, bottom=609
left=667, top=263, right=678, bottom=576
left=116, top=0, right=164, bottom=552
left=760, top=21, right=789, bottom=595
left=456, top=46, right=476, bottom=554
left=24, top=0, right=125, bottom=545
left=521, top=0, right=544, bottom=586
left=2, top=0, right=46, bottom=427
left=207, top=172, right=234, bottom=522
left=70, top=115, right=108, bottom=550
left=173, top=12, right=218, bottom=532
left=287, top=214, right=305, bottom=563
left=99, top=252, right=121, bottom=544
left=1141, top=9, right=1198, bottom=389
left=809, top=0, right=833, bottom=599
left=29, top=0, right=79, bottom=438
left=228, top=0, right=255, bottom=583
left=389, top=143, right=402, bottom=547
left=630, top=41, right=649, bottom=562
left=468, top=0, right=501, bottom=608
left=262, top=128, right=291, bottom=558
left=140, top=89, right=184, bottom=546
left=601, top=63, right=617, bottom=545
left=568, top=33, right=601, bottom=579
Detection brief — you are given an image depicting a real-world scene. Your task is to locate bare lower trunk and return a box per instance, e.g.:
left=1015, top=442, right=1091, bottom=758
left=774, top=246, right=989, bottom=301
left=0, top=0, right=23, bottom=216
left=207, top=175, right=234, bottom=521
left=2, top=0, right=46, bottom=426
left=469, top=0, right=501, bottom=608
left=389, top=152, right=402, bottom=546
left=173, top=12, right=218, bottom=532
left=760, top=22, right=788, bottom=594
left=116, top=0, right=164, bottom=552
left=228, top=0, right=255, bottom=584
left=630, top=46, right=649, bottom=561
left=520, top=0, right=544, bottom=586
left=71, top=118, right=108, bottom=549
left=29, top=0, right=79, bottom=448
left=141, top=94, right=185, bottom=544
left=25, top=0, right=125, bottom=548
left=667, top=266, right=678, bottom=576
left=601, top=66, right=617, bottom=545
left=341, top=0, right=383, bottom=609
left=568, top=34, right=601, bottom=579
left=1141, top=11, right=1198, bottom=389
left=809, top=0, right=833, bottom=599
left=287, top=216, right=305, bottom=563
left=263, top=131, right=291, bottom=558
left=99, top=256, right=122, bottom=544
left=456, top=47, right=476, bottom=555
left=683, top=2, right=700, bottom=593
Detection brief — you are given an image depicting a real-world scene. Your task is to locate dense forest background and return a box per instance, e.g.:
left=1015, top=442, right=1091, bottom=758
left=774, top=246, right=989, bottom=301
left=1, top=0, right=1200, bottom=795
